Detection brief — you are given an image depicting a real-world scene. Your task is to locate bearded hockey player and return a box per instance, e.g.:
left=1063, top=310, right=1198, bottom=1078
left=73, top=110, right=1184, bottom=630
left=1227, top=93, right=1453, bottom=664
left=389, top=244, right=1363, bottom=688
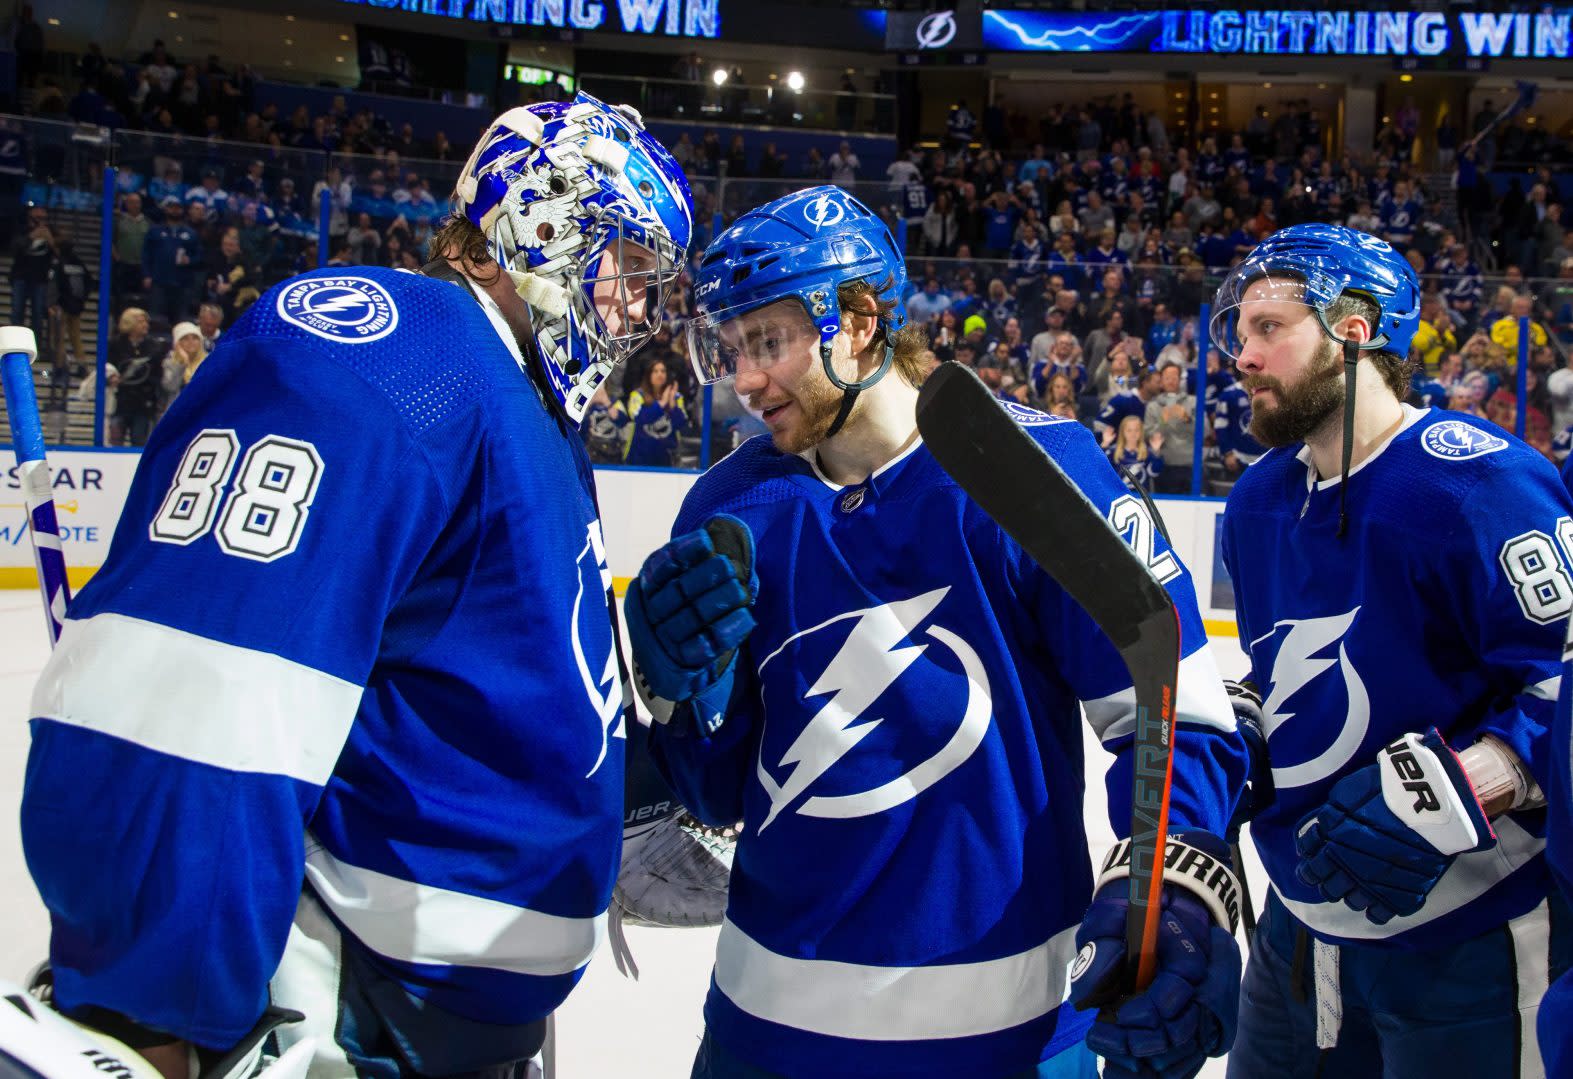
left=18, top=93, right=691, bottom=1077
left=1215, top=224, right=1570, bottom=1077
left=624, top=186, right=1251, bottom=1079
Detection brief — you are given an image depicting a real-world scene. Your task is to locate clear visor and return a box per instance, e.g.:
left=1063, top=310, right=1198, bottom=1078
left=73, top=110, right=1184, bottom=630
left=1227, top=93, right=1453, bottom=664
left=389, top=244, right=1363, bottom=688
left=574, top=207, right=684, bottom=367
left=686, top=296, right=824, bottom=386
left=1208, top=272, right=1317, bottom=362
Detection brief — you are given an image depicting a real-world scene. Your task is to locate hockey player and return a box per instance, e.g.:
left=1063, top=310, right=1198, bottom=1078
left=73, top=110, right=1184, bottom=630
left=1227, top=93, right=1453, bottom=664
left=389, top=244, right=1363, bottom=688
left=18, top=93, right=691, bottom=1077
left=1213, top=223, right=1570, bottom=1076
left=623, top=185, right=1251, bottom=1079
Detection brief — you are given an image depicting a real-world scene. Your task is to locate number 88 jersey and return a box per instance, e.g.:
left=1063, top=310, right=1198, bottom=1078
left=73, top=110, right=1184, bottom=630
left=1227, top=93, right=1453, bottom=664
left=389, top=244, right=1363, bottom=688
left=1220, top=405, right=1571, bottom=950
left=22, top=267, right=629, bottom=1049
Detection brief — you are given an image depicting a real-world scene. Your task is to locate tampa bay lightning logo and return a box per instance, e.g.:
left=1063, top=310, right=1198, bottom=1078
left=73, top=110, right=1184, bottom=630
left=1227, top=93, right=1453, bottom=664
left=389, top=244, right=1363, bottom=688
left=753, top=587, right=992, bottom=831
left=1421, top=420, right=1508, bottom=461
left=1002, top=400, right=1067, bottom=426
left=574, top=520, right=626, bottom=778
left=804, top=192, right=846, bottom=230
left=916, top=10, right=958, bottom=49
left=1256, top=608, right=1370, bottom=789
left=276, top=277, right=398, bottom=344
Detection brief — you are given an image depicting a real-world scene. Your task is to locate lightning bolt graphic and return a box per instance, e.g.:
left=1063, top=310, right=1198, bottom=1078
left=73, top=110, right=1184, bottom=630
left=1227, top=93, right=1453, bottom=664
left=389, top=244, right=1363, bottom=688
left=984, top=11, right=1160, bottom=51
left=756, top=588, right=949, bottom=832
left=311, top=293, right=367, bottom=315
left=1254, top=607, right=1372, bottom=788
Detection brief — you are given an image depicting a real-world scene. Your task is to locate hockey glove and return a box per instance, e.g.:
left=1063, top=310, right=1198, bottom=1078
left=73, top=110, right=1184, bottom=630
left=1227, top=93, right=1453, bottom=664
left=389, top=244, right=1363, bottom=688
left=625, top=515, right=757, bottom=737
left=1069, top=833, right=1243, bottom=1079
left=1294, top=728, right=1496, bottom=925
left=1225, top=679, right=1274, bottom=840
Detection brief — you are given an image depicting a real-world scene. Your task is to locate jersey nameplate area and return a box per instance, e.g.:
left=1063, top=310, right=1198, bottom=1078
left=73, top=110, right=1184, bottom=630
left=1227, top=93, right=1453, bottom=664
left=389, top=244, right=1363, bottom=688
left=276, top=276, right=399, bottom=344
left=1421, top=421, right=1508, bottom=461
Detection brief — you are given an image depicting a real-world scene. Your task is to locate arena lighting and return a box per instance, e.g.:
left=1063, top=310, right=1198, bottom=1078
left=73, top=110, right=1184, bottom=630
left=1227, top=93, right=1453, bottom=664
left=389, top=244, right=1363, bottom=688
left=786, top=71, right=806, bottom=92
left=712, top=68, right=729, bottom=86
left=1400, top=73, right=1414, bottom=81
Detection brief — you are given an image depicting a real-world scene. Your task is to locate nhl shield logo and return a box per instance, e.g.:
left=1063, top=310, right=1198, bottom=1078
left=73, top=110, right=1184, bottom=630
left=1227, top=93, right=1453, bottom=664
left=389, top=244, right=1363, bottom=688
left=1420, top=420, right=1508, bottom=461
left=277, top=276, right=399, bottom=344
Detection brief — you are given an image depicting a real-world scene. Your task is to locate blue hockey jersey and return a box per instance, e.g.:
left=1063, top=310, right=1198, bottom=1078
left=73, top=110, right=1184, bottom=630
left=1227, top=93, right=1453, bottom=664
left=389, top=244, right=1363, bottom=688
left=1542, top=612, right=1573, bottom=1074
left=1214, top=381, right=1266, bottom=463
left=22, top=267, right=627, bottom=1050
left=1222, top=406, right=1566, bottom=950
left=649, top=411, right=1248, bottom=1078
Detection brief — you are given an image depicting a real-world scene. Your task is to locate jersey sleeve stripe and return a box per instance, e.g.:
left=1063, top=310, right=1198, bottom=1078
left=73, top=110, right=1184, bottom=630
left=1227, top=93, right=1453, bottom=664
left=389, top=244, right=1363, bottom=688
left=31, top=613, right=361, bottom=785
left=1082, top=644, right=1235, bottom=743
left=304, top=840, right=605, bottom=978
left=1275, top=816, right=1544, bottom=940
left=712, top=918, right=1080, bottom=1042
left=1526, top=675, right=1562, bottom=701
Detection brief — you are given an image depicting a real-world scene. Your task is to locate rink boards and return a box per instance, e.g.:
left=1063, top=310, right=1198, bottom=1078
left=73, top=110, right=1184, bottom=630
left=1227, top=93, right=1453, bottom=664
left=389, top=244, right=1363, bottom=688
left=0, top=452, right=1243, bottom=638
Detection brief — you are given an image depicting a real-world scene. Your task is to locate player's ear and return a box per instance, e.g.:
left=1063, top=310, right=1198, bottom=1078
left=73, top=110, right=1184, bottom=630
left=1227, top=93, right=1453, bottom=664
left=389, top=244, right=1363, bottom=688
left=1334, top=312, right=1372, bottom=346
left=844, top=304, right=881, bottom=362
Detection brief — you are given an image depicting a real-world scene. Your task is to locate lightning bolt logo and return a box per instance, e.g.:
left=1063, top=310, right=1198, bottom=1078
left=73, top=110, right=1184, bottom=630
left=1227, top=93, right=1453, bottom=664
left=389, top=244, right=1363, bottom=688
left=308, top=292, right=368, bottom=315
left=1255, top=607, right=1370, bottom=788
left=754, top=587, right=992, bottom=831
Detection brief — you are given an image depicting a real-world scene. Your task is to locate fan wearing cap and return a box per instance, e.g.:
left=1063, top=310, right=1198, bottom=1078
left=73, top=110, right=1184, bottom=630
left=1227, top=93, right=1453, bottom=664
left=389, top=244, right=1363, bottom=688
left=1214, top=223, right=1572, bottom=1077
left=622, top=185, right=1249, bottom=1078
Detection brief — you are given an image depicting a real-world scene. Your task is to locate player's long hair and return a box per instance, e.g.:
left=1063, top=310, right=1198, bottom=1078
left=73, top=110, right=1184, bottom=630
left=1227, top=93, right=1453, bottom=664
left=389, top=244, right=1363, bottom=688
left=429, top=213, right=505, bottom=288
left=838, top=276, right=930, bottom=389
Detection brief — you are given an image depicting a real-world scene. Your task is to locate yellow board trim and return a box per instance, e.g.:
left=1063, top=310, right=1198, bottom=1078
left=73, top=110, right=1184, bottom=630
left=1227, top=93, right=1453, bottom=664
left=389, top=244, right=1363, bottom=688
left=0, top=566, right=100, bottom=590
left=1204, top=618, right=1239, bottom=639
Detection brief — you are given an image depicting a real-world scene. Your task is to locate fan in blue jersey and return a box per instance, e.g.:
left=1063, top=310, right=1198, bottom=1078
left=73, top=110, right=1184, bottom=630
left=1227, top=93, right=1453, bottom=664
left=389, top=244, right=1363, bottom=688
left=624, top=184, right=1250, bottom=1079
left=1211, top=222, right=1570, bottom=1078
left=17, top=92, right=694, bottom=1079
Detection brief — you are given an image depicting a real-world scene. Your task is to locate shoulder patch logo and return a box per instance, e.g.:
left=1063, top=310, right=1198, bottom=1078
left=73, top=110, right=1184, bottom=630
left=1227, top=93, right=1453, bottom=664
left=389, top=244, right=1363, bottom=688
left=1001, top=400, right=1064, bottom=426
left=277, top=276, right=399, bottom=344
left=1420, top=420, right=1508, bottom=461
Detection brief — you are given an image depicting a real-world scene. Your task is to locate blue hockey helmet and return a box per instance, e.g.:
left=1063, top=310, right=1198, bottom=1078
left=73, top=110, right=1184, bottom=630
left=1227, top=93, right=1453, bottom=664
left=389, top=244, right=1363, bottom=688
left=685, top=185, right=907, bottom=392
left=1208, top=223, right=1421, bottom=361
left=455, top=92, right=693, bottom=421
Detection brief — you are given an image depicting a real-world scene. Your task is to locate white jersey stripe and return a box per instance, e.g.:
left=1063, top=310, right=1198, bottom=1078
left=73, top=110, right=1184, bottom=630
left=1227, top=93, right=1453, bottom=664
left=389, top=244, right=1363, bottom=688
left=304, top=840, right=605, bottom=978
left=1273, top=817, right=1544, bottom=941
left=31, top=612, right=362, bottom=786
left=1083, top=644, right=1236, bottom=742
left=712, top=918, right=1080, bottom=1041
left=1508, top=898, right=1551, bottom=1078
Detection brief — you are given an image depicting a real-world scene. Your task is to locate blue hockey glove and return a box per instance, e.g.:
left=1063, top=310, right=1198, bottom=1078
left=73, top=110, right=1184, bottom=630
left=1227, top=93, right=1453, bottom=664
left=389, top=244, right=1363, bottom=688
left=625, top=515, right=756, bottom=736
left=1069, top=833, right=1242, bottom=1079
left=1225, top=680, right=1274, bottom=841
left=1294, top=728, right=1496, bottom=925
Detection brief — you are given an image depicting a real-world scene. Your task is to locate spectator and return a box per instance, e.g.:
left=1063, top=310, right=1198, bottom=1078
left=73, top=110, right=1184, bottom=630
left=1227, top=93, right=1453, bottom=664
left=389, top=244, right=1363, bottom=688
left=195, top=302, right=223, bottom=353
left=206, top=227, right=258, bottom=325
left=757, top=142, right=786, bottom=178
left=827, top=140, right=860, bottom=186
left=580, top=383, right=630, bottom=465
left=1411, top=299, right=1458, bottom=374
left=1143, top=359, right=1195, bottom=493
left=106, top=307, right=160, bottom=446
left=1096, top=353, right=1152, bottom=441
left=921, top=191, right=959, bottom=256
left=347, top=212, right=382, bottom=265
left=946, top=99, right=976, bottom=150
left=1039, top=370, right=1079, bottom=414
left=625, top=357, right=687, bottom=466
left=141, top=197, right=202, bottom=323
left=160, top=320, right=206, bottom=415
left=1108, top=414, right=1164, bottom=492
left=112, top=192, right=152, bottom=296
left=9, top=206, right=54, bottom=341
left=906, top=277, right=951, bottom=327
left=46, top=238, right=93, bottom=363
left=1490, top=295, right=1549, bottom=354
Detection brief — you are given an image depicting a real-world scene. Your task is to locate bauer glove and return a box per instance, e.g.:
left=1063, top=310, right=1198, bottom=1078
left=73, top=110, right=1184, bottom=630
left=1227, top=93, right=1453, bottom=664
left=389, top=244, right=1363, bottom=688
left=624, top=515, right=756, bottom=737
left=1294, top=727, right=1496, bottom=925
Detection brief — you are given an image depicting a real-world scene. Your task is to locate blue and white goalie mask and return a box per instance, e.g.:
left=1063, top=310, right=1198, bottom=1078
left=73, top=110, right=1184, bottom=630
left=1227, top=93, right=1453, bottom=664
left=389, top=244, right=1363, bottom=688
left=456, top=92, right=694, bottom=421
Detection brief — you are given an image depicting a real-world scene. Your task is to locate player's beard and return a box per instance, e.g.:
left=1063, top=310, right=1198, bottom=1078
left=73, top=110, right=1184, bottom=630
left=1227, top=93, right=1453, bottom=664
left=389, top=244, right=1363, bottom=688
left=768, top=372, right=852, bottom=455
left=1245, top=339, right=1345, bottom=448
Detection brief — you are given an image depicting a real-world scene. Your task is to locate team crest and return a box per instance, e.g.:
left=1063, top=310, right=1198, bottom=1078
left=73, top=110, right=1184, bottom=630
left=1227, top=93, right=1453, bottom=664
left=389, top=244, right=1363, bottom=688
left=276, top=277, right=398, bottom=344
left=574, top=520, right=627, bottom=778
left=1421, top=420, right=1508, bottom=461
left=1257, top=607, right=1370, bottom=788
left=753, top=587, right=992, bottom=831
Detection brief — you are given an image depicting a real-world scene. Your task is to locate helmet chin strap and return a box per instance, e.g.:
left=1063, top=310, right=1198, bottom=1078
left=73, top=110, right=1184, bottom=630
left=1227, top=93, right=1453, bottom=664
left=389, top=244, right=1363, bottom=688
left=820, top=330, right=896, bottom=439
left=1338, top=336, right=1357, bottom=539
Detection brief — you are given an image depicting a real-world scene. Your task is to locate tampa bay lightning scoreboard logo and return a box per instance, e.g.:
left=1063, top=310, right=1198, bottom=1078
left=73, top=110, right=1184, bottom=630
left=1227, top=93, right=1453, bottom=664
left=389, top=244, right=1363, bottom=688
left=1421, top=420, right=1508, bottom=461
left=753, top=587, right=992, bottom=831
left=277, top=276, right=398, bottom=344
left=916, top=10, right=958, bottom=49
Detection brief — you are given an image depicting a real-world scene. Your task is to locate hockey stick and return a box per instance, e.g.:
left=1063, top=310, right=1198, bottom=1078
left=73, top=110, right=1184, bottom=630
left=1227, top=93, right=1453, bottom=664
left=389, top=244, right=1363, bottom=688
left=1115, top=460, right=1259, bottom=945
left=916, top=362, right=1179, bottom=994
left=1462, top=80, right=1537, bottom=154
left=0, top=327, right=72, bottom=645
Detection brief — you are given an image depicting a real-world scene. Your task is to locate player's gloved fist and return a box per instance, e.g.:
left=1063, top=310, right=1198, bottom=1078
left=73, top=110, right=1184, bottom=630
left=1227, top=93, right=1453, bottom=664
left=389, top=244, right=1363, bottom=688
left=625, top=515, right=757, bottom=733
left=1225, top=679, right=1274, bottom=838
left=1069, top=834, right=1242, bottom=1079
left=1295, top=728, right=1496, bottom=925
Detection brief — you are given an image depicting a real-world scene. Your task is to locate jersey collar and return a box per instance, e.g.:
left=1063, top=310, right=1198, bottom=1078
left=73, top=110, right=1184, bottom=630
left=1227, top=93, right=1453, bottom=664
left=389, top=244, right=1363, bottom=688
left=1297, top=403, right=1427, bottom=492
